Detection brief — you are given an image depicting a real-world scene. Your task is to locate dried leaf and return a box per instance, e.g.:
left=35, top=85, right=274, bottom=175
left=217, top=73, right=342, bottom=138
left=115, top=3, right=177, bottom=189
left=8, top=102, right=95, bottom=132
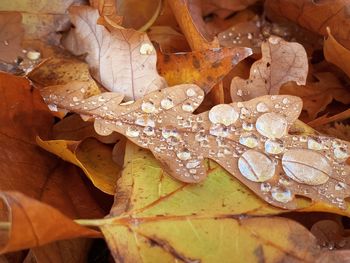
left=231, top=36, right=308, bottom=101
left=324, top=28, right=350, bottom=79
left=62, top=6, right=166, bottom=100
left=318, top=123, right=350, bottom=142
left=309, top=109, right=350, bottom=128
left=41, top=82, right=350, bottom=210
left=265, top=0, right=350, bottom=49
left=203, top=0, right=258, bottom=12
left=0, top=12, right=23, bottom=63
left=0, top=192, right=98, bottom=254
left=89, top=0, right=123, bottom=27
left=37, top=137, right=121, bottom=195
left=157, top=46, right=252, bottom=94
left=280, top=72, right=350, bottom=120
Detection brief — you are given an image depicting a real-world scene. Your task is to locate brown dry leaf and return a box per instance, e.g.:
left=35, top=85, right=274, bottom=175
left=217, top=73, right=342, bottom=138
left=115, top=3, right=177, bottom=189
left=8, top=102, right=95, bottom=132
left=309, top=109, right=350, bottom=128
left=318, top=123, right=350, bottom=142
left=265, top=0, right=350, bottom=49
left=203, top=0, right=258, bottom=12
left=311, top=219, right=350, bottom=250
left=324, top=28, right=350, bottom=78
left=157, top=46, right=252, bottom=94
left=231, top=36, right=308, bottom=101
left=167, top=0, right=219, bottom=51
left=0, top=12, right=23, bottom=64
left=148, top=26, right=191, bottom=53
left=0, top=192, right=98, bottom=254
left=280, top=72, right=350, bottom=120
left=89, top=0, right=123, bottom=27
left=62, top=5, right=166, bottom=100
left=41, top=82, right=350, bottom=211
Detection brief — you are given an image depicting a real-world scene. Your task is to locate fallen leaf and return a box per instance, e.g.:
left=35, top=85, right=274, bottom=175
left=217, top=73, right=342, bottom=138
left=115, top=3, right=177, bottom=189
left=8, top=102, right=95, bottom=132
left=318, top=123, right=350, bottom=142
left=308, top=109, right=350, bottom=128
left=37, top=137, right=121, bottom=195
left=41, top=82, right=350, bottom=210
left=0, top=12, right=23, bottom=64
left=265, top=0, right=350, bottom=49
left=203, top=0, right=259, bottom=12
left=231, top=36, right=308, bottom=101
left=280, top=72, right=350, bottom=120
left=62, top=6, right=166, bottom=100
left=0, top=192, right=98, bottom=254
left=148, top=26, right=191, bottom=53
left=157, top=46, right=252, bottom=94
left=89, top=0, right=123, bottom=27
left=324, top=28, right=350, bottom=79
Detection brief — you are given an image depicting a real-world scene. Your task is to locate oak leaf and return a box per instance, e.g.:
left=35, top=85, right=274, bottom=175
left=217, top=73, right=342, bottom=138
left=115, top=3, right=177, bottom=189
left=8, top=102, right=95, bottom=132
left=62, top=6, right=166, bottom=100
left=265, top=0, right=350, bottom=49
left=280, top=72, right=350, bottom=120
left=157, top=46, right=252, bottom=94
left=231, top=36, right=308, bottom=101
left=41, top=82, right=350, bottom=210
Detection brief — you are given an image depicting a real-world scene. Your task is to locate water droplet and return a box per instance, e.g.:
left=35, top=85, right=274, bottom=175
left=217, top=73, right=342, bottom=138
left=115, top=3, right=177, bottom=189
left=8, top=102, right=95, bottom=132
left=265, top=139, right=284, bottom=154
left=195, top=131, right=208, bottom=142
left=141, top=101, right=155, bottom=113
left=282, top=149, right=331, bottom=185
left=256, top=102, right=269, bottom=113
left=260, top=182, right=271, bottom=192
left=239, top=107, right=250, bottom=119
left=209, top=124, right=229, bottom=137
left=242, top=122, right=254, bottom=131
left=333, top=146, right=349, bottom=161
left=282, top=98, right=289, bottom=104
left=135, top=116, right=155, bottom=127
left=48, top=104, right=58, bottom=112
left=256, top=113, right=288, bottom=139
left=239, top=134, right=259, bottom=148
left=143, top=126, right=155, bottom=136
left=238, top=150, right=275, bottom=182
left=186, top=88, right=197, bottom=97
left=177, top=148, right=191, bottom=160
left=307, top=138, right=323, bottom=151
left=139, top=42, right=154, bottom=55
left=268, top=36, right=281, bottom=45
left=335, top=182, right=346, bottom=191
left=160, top=97, right=174, bottom=109
left=182, top=103, right=194, bottom=112
left=186, top=160, right=201, bottom=169
left=126, top=127, right=140, bottom=138
left=208, top=104, right=239, bottom=126
left=271, top=187, right=292, bottom=203
left=27, top=50, right=41, bottom=60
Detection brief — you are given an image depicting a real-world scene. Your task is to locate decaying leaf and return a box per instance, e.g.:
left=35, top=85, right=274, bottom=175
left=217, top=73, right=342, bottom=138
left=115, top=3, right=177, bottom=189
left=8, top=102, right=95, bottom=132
left=324, top=28, right=350, bottom=79
left=203, top=0, right=259, bottom=12
left=0, top=12, right=23, bottom=64
left=41, top=82, right=350, bottom=210
left=231, top=36, right=308, bottom=101
left=318, top=123, right=350, bottom=142
left=265, top=0, right=350, bottom=49
left=0, top=192, right=99, bottom=254
left=157, top=46, right=252, bottom=94
left=280, top=72, right=350, bottom=120
left=309, top=109, right=350, bottom=128
left=89, top=0, right=123, bottom=27
left=62, top=6, right=166, bottom=100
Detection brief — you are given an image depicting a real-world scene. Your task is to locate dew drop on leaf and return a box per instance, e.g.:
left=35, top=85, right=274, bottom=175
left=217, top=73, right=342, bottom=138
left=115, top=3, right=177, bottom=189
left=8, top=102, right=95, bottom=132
left=186, top=88, right=197, bottom=97
left=126, top=126, right=140, bottom=138
left=282, top=149, right=331, bottom=185
left=177, top=148, right=191, bottom=161
left=239, top=133, right=259, bottom=148
left=265, top=139, right=284, bottom=154
left=139, top=42, right=154, bottom=55
left=141, top=101, right=156, bottom=113
left=160, top=97, right=174, bottom=109
left=256, top=112, right=288, bottom=139
left=260, top=182, right=271, bottom=192
left=256, top=102, right=269, bottom=113
left=333, top=146, right=349, bottom=162
left=48, top=104, right=58, bottom=112
left=182, top=103, right=194, bottom=112
left=335, top=182, right=346, bottom=191
left=238, top=150, right=275, bottom=182
left=271, top=187, right=292, bottom=203
left=143, top=126, right=155, bottom=136
left=307, top=138, right=324, bottom=151
left=208, top=104, right=239, bottom=126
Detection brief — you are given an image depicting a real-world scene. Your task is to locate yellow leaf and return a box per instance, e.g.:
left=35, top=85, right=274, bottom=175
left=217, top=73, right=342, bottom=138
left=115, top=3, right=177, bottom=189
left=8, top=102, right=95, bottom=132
left=37, top=137, right=120, bottom=195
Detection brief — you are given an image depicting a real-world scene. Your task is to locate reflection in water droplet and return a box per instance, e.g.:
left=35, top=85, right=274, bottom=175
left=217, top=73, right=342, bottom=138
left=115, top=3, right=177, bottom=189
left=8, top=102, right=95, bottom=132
left=210, top=124, right=229, bottom=137
left=186, top=160, right=201, bottom=169
left=186, top=88, right=197, bottom=97
left=135, top=116, right=155, bottom=127
left=260, top=182, right=271, bottom=192
left=265, top=139, right=284, bottom=154
left=182, top=103, right=194, bottom=112
left=48, top=104, right=58, bottom=112
left=208, top=104, right=239, bottom=126
left=256, top=102, right=269, bottom=113
left=242, top=122, right=254, bottom=131
left=160, top=97, right=174, bottom=109
left=143, top=126, right=155, bottom=136
left=141, top=101, right=155, bottom=113
left=177, top=148, right=191, bottom=160
left=271, top=187, right=292, bottom=203
left=335, top=182, right=346, bottom=191
left=256, top=112, right=288, bottom=139
left=307, top=138, right=323, bottom=151
left=238, top=150, right=275, bottom=182
left=239, top=133, right=258, bottom=148
left=162, top=127, right=178, bottom=139
left=126, top=127, right=140, bottom=138
left=333, top=146, right=349, bottom=161
left=139, top=42, right=154, bottom=55
left=269, top=36, right=281, bottom=45
left=282, top=149, right=331, bottom=185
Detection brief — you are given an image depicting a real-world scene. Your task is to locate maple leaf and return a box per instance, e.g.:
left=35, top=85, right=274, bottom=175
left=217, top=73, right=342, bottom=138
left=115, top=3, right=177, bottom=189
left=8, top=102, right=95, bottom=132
left=41, top=82, right=350, bottom=211
left=231, top=36, right=308, bottom=101
left=62, top=6, right=166, bottom=100
left=280, top=72, right=350, bottom=120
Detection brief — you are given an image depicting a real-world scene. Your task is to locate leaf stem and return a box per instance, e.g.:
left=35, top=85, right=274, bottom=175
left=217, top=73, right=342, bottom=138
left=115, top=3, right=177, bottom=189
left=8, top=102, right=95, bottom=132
left=0, top=222, right=10, bottom=230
